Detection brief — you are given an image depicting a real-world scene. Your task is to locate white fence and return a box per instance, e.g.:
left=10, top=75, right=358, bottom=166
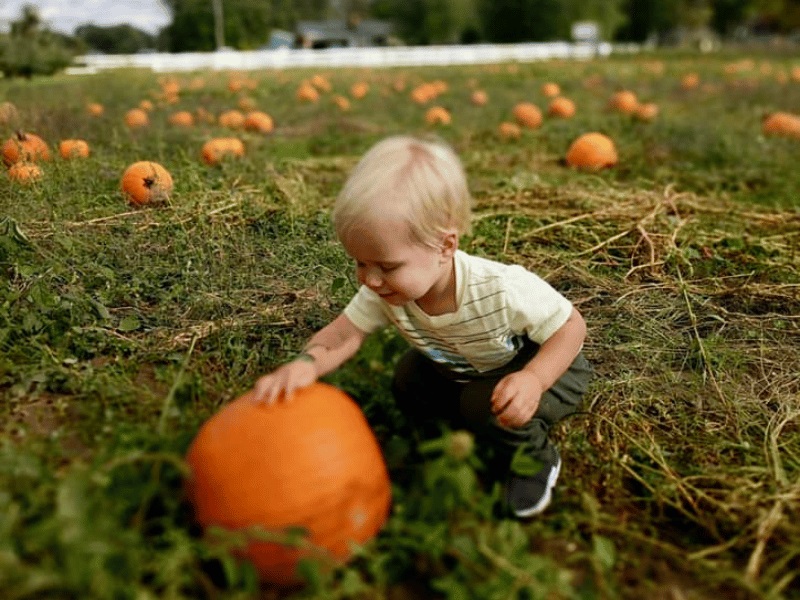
left=67, top=42, right=638, bottom=74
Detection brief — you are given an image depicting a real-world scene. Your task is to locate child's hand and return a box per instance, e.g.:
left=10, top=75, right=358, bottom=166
left=490, top=371, right=544, bottom=428
left=251, top=360, right=318, bottom=405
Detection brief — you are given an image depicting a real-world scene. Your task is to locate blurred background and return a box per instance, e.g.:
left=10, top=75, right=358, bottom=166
left=1, top=0, right=799, bottom=77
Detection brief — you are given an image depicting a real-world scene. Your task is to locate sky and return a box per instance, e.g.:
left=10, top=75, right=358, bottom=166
left=0, top=0, right=172, bottom=35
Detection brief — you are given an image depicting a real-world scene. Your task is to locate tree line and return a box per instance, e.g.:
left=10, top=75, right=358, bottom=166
left=2, top=0, right=800, bottom=77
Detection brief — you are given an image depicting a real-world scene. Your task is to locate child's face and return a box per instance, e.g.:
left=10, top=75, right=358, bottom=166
left=342, top=217, right=456, bottom=307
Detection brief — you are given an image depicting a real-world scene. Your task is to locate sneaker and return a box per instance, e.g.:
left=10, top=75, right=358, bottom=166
left=505, top=448, right=562, bottom=518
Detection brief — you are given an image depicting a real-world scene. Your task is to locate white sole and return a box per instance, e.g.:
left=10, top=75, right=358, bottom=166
left=513, top=457, right=562, bottom=518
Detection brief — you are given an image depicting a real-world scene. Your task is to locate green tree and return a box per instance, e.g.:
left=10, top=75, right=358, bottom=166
left=478, top=0, right=563, bottom=42
left=0, top=4, right=75, bottom=78
left=163, top=0, right=329, bottom=51
left=74, top=24, right=156, bottom=54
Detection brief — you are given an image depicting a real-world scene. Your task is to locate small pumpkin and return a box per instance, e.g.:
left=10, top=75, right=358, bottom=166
left=608, top=90, right=638, bottom=114
left=138, top=99, right=154, bottom=112
left=243, top=111, right=274, bottom=134
left=410, top=84, right=435, bottom=104
left=310, top=74, right=332, bottom=92
left=58, top=139, right=90, bottom=159
left=8, top=162, right=42, bottom=183
left=201, top=137, right=245, bottom=165
left=185, top=383, right=392, bottom=587
left=565, top=132, right=618, bottom=170
left=168, top=111, right=195, bottom=127
left=86, top=102, right=104, bottom=117
left=332, top=95, right=351, bottom=111
left=762, top=111, right=800, bottom=139
left=2, top=131, right=51, bottom=166
left=120, top=161, right=173, bottom=206
left=351, top=81, right=369, bottom=100
left=541, top=82, right=561, bottom=98
left=237, top=96, right=257, bottom=112
left=680, top=73, right=700, bottom=90
left=125, top=108, right=149, bottom=129
left=634, top=102, right=659, bottom=122
left=498, top=121, right=521, bottom=141
left=547, top=97, right=576, bottom=119
left=512, top=102, right=542, bottom=129
left=425, top=106, right=451, bottom=126
left=470, top=90, right=488, bottom=106
left=218, top=110, right=245, bottom=130
left=296, top=83, right=320, bottom=103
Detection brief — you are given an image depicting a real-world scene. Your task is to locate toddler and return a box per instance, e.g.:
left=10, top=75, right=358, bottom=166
left=252, top=135, right=592, bottom=518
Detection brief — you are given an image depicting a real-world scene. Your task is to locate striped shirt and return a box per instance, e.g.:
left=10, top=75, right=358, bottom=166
left=344, top=250, right=573, bottom=375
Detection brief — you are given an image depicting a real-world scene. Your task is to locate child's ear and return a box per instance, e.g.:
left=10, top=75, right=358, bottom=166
left=440, top=229, right=459, bottom=259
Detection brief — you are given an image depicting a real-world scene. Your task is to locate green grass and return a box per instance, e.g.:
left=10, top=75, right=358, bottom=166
left=1, top=49, right=799, bottom=599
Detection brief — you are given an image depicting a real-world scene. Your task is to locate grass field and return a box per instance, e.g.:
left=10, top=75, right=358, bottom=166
left=1, top=49, right=799, bottom=599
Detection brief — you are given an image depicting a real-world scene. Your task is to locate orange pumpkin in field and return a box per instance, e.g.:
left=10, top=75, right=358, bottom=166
left=243, top=111, right=274, bottom=134
left=470, top=90, right=488, bottom=106
left=512, top=102, right=542, bottom=129
left=634, top=102, right=659, bottom=122
left=332, top=94, right=351, bottom=111
left=125, top=108, right=149, bottom=129
left=59, top=139, right=90, bottom=159
left=565, top=132, right=618, bottom=170
left=608, top=90, right=638, bottom=114
left=219, top=110, right=245, bottom=130
left=185, top=383, right=392, bottom=587
left=350, top=81, right=369, bottom=99
left=86, top=102, right=104, bottom=117
left=498, top=121, right=521, bottom=141
left=762, top=111, right=800, bottom=139
left=120, top=161, right=173, bottom=206
left=541, top=82, right=561, bottom=98
left=8, top=162, right=42, bottom=183
left=201, top=137, right=245, bottom=165
left=296, top=82, right=320, bottom=103
left=547, top=97, right=576, bottom=119
left=425, top=106, right=451, bottom=126
left=2, top=131, right=51, bottom=166
left=168, top=111, right=195, bottom=127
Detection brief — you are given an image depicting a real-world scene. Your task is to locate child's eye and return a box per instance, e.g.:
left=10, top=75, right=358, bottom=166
left=380, top=264, right=400, bottom=272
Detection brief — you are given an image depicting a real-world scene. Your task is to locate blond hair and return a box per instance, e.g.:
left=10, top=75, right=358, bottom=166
left=333, top=135, right=472, bottom=247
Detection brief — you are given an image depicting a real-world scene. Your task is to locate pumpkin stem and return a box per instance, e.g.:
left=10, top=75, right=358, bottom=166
left=143, top=177, right=154, bottom=188
left=15, top=130, right=27, bottom=141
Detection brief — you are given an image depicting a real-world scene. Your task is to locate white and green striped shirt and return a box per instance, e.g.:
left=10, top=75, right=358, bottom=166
left=344, top=250, right=573, bottom=375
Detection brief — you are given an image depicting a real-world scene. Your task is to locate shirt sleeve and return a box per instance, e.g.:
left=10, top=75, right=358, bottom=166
left=505, top=265, right=573, bottom=344
left=343, top=285, right=392, bottom=334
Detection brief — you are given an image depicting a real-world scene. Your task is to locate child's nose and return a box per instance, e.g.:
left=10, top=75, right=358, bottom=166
left=363, top=268, right=382, bottom=288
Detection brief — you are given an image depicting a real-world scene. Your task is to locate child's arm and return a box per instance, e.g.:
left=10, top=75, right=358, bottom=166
left=491, top=307, right=586, bottom=428
left=251, top=313, right=368, bottom=404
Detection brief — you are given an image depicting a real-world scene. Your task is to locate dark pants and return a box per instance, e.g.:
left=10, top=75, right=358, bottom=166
left=391, top=343, right=592, bottom=468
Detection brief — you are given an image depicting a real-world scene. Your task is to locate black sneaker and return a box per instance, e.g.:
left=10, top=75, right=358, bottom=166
left=505, top=447, right=562, bottom=518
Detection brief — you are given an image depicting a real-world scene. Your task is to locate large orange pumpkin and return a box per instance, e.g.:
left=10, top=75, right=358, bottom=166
left=120, top=161, right=173, bottom=206
left=2, top=131, right=51, bottom=166
left=565, top=132, right=618, bottom=170
left=185, top=383, right=392, bottom=587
